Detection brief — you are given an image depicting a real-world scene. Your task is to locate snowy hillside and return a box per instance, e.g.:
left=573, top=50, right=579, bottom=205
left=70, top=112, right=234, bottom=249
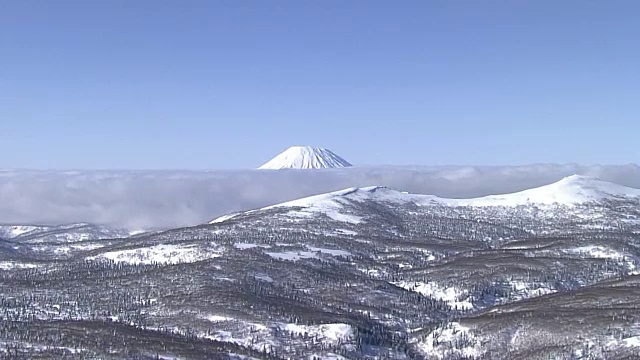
left=0, top=223, right=129, bottom=243
left=0, top=225, right=48, bottom=239
left=258, top=146, right=352, bottom=169
left=451, top=174, right=640, bottom=206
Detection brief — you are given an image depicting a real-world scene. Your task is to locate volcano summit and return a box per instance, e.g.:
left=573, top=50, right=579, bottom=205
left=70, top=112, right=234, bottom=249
left=258, top=146, right=352, bottom=170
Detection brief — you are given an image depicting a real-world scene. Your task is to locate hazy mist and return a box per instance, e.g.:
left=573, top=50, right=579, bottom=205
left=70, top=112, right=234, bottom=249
left=1, top=164, right=639, bottom=230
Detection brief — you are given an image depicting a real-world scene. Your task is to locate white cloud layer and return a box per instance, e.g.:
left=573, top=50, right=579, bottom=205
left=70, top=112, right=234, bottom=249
left=1, top=164, right=639, bottom=230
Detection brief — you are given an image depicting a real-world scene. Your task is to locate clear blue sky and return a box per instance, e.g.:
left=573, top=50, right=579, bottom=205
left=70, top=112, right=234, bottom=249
left=1, top=1, right=638, bottom=169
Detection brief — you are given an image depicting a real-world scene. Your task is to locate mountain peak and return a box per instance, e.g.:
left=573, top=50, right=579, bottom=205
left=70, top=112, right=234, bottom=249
left=258, top=146, right=352, bottom=170
left=559, top=174, right=599, bottom=183
left=454, top=174, right=640, bottom=206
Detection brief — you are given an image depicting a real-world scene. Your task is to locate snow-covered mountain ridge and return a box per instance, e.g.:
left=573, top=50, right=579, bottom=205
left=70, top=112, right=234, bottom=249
left=258, top=146, right=352, bottom=169
left=211, top=175, right=640, bottom=224
left=0, top=225, right=46, bottom=239
left=0, top=223, right=129, bottom=243
left=336, top=175, right=640, bottom=207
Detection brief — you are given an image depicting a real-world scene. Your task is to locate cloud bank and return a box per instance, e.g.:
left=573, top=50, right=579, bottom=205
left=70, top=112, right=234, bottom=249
left=1, top=164, right=639, bottom=230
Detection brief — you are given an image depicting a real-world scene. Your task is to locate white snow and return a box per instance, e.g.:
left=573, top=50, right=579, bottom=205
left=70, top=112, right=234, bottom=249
left=334, top=229, right=358, bottom=236
left=265, top=250, right=318, bottom=261
left=209, top=213, right=239, bottom=224
left=266, top=246, right=351, bottom=261
left=358, top=268, right=381, bottom=277
left=69, top=243, right=105, bottom=251
left=0, top=261, right=39, bottom=270
left=306, top=245, right=352, bottom=257
left=204, top=321, right=352, bottom=356
left=306, top=354, right=348, bottom=360
left=623, top=336, right=640, bottom=347
left=0, top=343, right=86, bottom=356
left=228, top=355, right=261, bottom=360
left=234, top=243, right=259, bottom=249
left=258, top=187, right=389, bottom=224
left=205, top=322, right=270, bottom=348
left=416, top=322, right=483, bottom=359
left=155, top=355, right=183, bottom=360
left=602, top=334, right=640, bottom=352
left=208, top=315, right=234, bottom=322
left=32, top=242, right=106, bottom=255
left=233, top=242, right=271, bottom=250
left=566, top=245, right=624, bottom=259
left=258, top=146, right=352, bottom=170
left=86, top=244, right=223, bottom=265
left=509, top=281, right=556, bottom=301
left=445, top=175, right=640, bottom=207
left=253, top=273, right=274, bottom=282
left=278, top=323, right=353, bottom=342
left=0, top=225, right=43, bottom=238
left=393, top=281, right=474, bottom=310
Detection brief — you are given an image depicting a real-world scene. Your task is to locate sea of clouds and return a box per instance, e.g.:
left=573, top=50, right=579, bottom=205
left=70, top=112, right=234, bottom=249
left=1, top=164, right=639, bottom=231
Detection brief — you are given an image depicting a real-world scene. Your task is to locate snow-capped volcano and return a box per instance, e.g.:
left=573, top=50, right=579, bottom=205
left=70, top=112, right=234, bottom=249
left=258, top=146, right=352, bottom=170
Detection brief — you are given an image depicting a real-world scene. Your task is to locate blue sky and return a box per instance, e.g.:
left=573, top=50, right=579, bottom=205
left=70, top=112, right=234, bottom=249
left=1, top=1, right=638, bottom=169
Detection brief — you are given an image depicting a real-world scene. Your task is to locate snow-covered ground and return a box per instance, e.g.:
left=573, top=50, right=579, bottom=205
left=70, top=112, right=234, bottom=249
left=209, top=213, right=239, bottom=224
left=0, top=223, right=129, bottom=243
left=204, top=320, right=353, bottom=355
left=233, top=242, right=272, bottom=250
left=0, top=341, right=85, bottom=357
left=86, top=244, right=223, bottom=265
left=305, top=245, right=352, bottom=257
left=0, top=261, right=39, bottom=270
left=260, top=188, right=367, bottom=224
left=393, top=281, right=474, bottom=310
left=0, top=225, right=45, bottom=238
left=207, top=315, right=234, bottom=322
left=31, top=242, right=106, bottom=254
left=508, top=281, right=556, bottom=302
left=265, top=245, right=351, bottom=261
left=277, top=323, right=352, bottom=343
left=415, top=322, right=483, bottom=359
left=565, top=245, right=625, bottom=260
